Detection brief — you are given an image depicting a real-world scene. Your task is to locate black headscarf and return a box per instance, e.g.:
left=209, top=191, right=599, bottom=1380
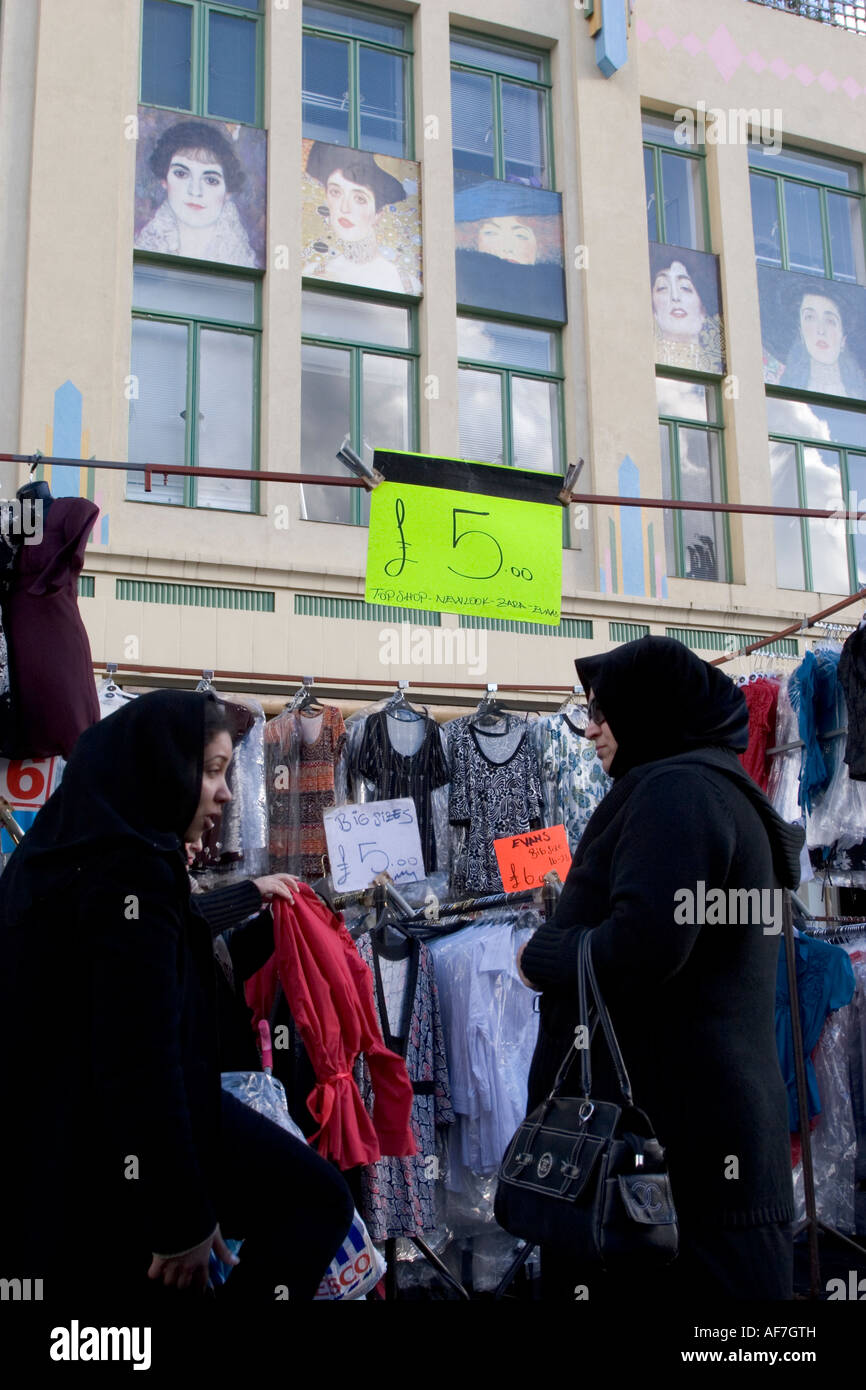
left=0, top=690, right=220, bottom=918
left=575, top=636, right=749, bottom=780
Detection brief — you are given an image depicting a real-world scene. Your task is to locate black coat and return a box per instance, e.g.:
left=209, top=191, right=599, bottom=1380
left=0, top=690, right=229, bottom=1269
left=521, top=747, right=804, bottom=1228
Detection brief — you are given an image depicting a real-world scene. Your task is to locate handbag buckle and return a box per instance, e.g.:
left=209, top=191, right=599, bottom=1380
left=514, top=1152, right=533, bottom=1167
left=578, top=1101, right=595, bottom=1122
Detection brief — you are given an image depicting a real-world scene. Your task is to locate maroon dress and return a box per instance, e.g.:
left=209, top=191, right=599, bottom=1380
left=4, top=497, right=100, bottom=758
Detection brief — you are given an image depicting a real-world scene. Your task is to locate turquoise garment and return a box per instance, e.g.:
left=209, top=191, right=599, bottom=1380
left=775, top=932, right=855, bottom=1131
left=529, top=712, right=611, bottom=852
left=792, top=649, right=843, bottom=815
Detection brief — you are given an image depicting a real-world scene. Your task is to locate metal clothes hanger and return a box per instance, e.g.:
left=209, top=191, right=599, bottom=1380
left=286, top=676, right=324, bottom=714
left=384, top=680, right=424, bottom=722
left=473, top=683, right=516, bottom=729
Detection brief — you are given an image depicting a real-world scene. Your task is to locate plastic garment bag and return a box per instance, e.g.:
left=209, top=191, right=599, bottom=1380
left=792, top=1005, right=858, bottom=1234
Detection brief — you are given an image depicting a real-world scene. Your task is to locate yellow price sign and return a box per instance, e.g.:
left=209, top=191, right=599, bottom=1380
left=365, top=451, right=563, bottom=625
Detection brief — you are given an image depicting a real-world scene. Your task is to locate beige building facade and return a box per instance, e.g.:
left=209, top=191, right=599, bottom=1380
left=1, top=0, right=865, bottom=704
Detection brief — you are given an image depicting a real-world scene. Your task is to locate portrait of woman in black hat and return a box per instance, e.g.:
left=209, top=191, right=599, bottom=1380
left=302, top=141, right=422, bottom=294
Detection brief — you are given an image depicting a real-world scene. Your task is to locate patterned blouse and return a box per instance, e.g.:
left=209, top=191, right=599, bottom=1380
left=265, top=704, right=346, bottom=878
left=530, top=712, right=611, bottom=852
left=448, top=716, right=545, bottom=896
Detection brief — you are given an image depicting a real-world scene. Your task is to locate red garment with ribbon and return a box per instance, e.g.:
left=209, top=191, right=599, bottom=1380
left=245, top=885, right=416, bottom=1169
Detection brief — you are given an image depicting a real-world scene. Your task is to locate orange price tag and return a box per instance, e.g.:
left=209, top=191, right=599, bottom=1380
left=494, top=824, right=572, bottom=893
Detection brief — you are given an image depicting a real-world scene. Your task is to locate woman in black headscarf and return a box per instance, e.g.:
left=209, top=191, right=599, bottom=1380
left=0, top=690, right=353, bottom=1307
left=518, top=637, right=804, bottom=1301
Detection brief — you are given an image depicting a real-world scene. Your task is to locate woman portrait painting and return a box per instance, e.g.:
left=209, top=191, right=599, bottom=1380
left=454, top=179, right=567, bottom=324
left=650, top=243, right=725, bottom=374
left=134, top=116, right=263, bottom=269
left=767, top=277, right=866, bottom=400
left=302, top=141, right=422, bottom=295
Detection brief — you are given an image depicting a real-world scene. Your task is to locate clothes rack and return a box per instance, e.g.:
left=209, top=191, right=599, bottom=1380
left=782, top=893, right=866, bottom=1296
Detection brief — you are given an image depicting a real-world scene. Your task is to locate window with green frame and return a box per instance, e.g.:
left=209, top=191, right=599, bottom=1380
left=302, top=2, right=413, bottom=158
left=300, top=289, right=417, bottom=525
left=642, top=113, right=708, bottom=252
left=657, top=375, right=729, bottom=582
left=127, top=262, right=260, bottom=511
left=768, top=395, right=866, bottom=593
left=140, top=0, right=263, bottom=126
left=749, top=144, right=866, bottom=284
left=457, top=317, right=563, bottom=473
left=450, top=33, right=552, bottom=189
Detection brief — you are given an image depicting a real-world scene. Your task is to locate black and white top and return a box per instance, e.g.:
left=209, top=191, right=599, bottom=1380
left=448, top=716, right=544, bottom=896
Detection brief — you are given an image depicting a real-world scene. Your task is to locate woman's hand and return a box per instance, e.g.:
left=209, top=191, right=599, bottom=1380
left=516, top=942, right=538, bottom=990
left=147, top=1223, right=238, bottom=1292
left=253, top=873, right=301, bottom=904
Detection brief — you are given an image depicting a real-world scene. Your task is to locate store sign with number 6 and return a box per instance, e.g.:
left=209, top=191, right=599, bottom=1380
left=0, top=757, right=60, bottom=808
left=365, top=450, right=564, bottom=625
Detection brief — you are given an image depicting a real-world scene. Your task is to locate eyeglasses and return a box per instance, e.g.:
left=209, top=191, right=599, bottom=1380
left=587, top=697, right=606, bottom=726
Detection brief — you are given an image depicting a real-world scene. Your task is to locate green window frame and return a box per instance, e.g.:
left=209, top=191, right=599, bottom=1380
left=748, top=143, right=866, bottom=284
left=657, top=374, right=730, bottom=582
left=300, top=288, right=419, bottom=526
left=128, top=260, right=261, bottom=513
left=140, top=0, right=265, bottom=127
left=457, top=315, right=565, bottom=474
left=450, top=31, right=554, bottom=189
left=642, top=112, right=709, bottom=252
left=302, top=2, right=414, bottom=159
left=767, top=394, right=866, bottom=594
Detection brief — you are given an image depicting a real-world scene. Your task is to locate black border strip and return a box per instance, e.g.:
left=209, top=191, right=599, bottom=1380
left=374, top=450, right=562, bottom=506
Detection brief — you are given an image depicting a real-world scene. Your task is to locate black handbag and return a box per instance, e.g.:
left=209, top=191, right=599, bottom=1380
left=494, top=932, right=678, bottom=1270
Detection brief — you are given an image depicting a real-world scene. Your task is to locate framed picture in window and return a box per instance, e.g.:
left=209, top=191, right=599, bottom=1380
left=649, top=242, right=725, bottom=375
left=302, top=140, right=422, bottom=296
left=757, top=264, right=866, bottom=402
left=134, top=107, right=267, bottom=270
left=454, top=173, right=567, bottom=325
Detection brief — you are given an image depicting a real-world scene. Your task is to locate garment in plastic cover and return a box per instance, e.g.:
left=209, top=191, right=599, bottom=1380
left=196, top=700, right=268, bottom=886
left=220, top=1070, right=386, bottom=1300
left=792, top=1004, right=857, bottom=1234
left=767, top=672, right=803, bottom=824
left=345, top=701, right=452, bottom=879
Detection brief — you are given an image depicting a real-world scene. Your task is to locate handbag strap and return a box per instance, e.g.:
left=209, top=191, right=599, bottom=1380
left=580, top=932, right=635, bottom=1107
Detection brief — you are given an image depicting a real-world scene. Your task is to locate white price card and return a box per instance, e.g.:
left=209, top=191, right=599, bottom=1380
left=323, top=798, right=426, bottom=892
left=0, top=757, right=61, bottom=809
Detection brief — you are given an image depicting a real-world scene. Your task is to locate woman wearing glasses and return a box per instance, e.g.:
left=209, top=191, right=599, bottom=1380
left=517, top=636, right=803, bottom=1301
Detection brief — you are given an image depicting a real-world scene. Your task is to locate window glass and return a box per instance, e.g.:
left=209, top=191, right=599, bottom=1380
left=642, top=113, right=694, bottom=149
left=678, top=427, right=725, bottom=581
left=784, top=181, right=825, bottom=276
left=302, top=290, right=410, bottom=347
left=142, top=0, right=192, bottom=110
left=196, top=330, right=255, bottom=510
left=644, top=146, right=658, bottom=242
left=848, top=451, right=866, bottom=585
left=659, top=423, right=677, bottom=574
left=770, top=440, right=806, bottom=590
left=803, top=445, right=848, bottom=592
left=133, top=265, right=257, bottom=323
left=502, top=81, right=548, bottom=186
left=457, top=318, right=556, bottom=372
left=750, top=172, right=782, bottom=267
left=128, top=318, right=188, bottom=505
left=827, top=193, right=864, bottom=284
left=304, top=2, right=407, bottom=47
left=450, top=69, right=495, bottom=177
left=450, top=37, right=543, bottom=81
left=660, top=151, right=705, bottom=252
left=360, top=353, right=411, bottom=524
left=300, top=344, right=353, bottom=523
left=458, top=369, right=504, bottom=464
left=207, top=11, right=257, bottom=124
left=511, top=377, right=561, bottom=472
left=302, top=35, right=351, bottom=146
left=748, top=144, right=858, bottom=190
left=656, top=376, right=713, bottom=423
left=358, top=47, right=406, bottom=158
left=766, top=397, right=866, bottom=450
